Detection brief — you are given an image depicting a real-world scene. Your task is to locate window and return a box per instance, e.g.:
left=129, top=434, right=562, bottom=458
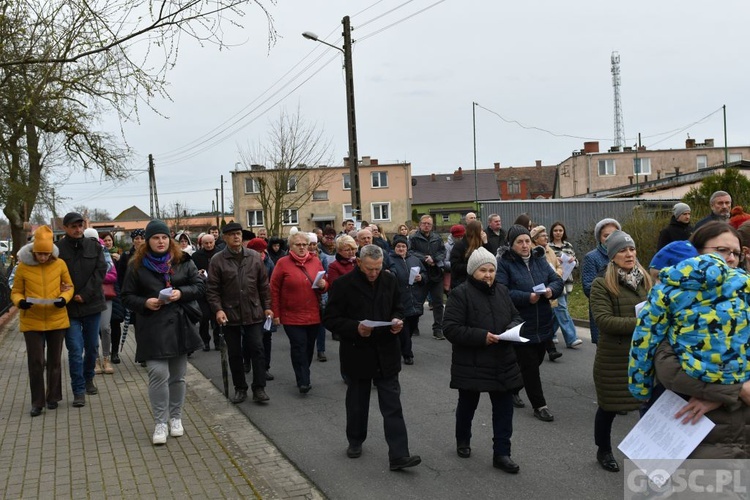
left=282, top=209, right=298, bottom=225
left=441, top=214, right=451, bottom=223
left=342, top=173, right=351, bottom=190
left=343, top=204, right=353, bottom=220
left=597, top=159, right=616, bottom=176
left=246, top=210, right=264, bottom=227
left=286, top=176, right=298, bottom=193
left=244, top=178, right=261, bottom=194
left=312, top=190, right=328, bottom=201
left=508, top=179, right=521, bottom=194
left=371, top=171, right=388, bottom=188
left=633, top=157, right=651, bottom=175
left=730, top=153, right=743, bottom=163
left=371, top=202, right=390, bottom=221
left=697, top=155, right=708, bottom=170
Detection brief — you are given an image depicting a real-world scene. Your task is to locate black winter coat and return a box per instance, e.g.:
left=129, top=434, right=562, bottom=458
left=443, top=277, right=524, bottom=393
left=656, top=216, right=693, bottom=250
left=485, top=227, right=507, bottom=256
left=56, top=236, right=108, bottom=318
left=388, top=251, right=426, bottom=318
left=121, top=255, right=205, bottom=361
left=324, top=267, right=404, bottom=379
left=496, top=248, right=563, bottom=343
left=408, top=230, right=446, bottom=283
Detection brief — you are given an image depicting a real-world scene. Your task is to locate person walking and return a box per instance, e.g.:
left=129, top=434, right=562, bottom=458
left=388, top=235, right=426, bottom=365
left=120, top=220, right=206, bottom=445
left=450, top=220, right=490, bottom=290
left=582, top=218, right=621, bottom=345
left=496, top=224, right=563, bottom=421
left=84, top=228, right=117, bottom=375
left=324, top=245, right=421, bottom=471
left=192, top=234, right=221, bottom=351
left=408, top=215, right=447, bottom=340
left=443, top=247, right=524, bottom=473
left=548, top=221, right=582, bottom=348
left=56, top=212, right=108, bottom=408
left=11, top=226, right=75, bottom=416
left=206, top=222, right=273, bottom=404
left=270, top=231, right=328, bottom=394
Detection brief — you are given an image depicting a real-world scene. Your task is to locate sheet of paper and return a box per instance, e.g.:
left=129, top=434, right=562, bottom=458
left=26, top=297, right=57, bottom=305
left=408, top=266, right=420, bottom=285
left=532, top=283, right=547, bottom=294
left=497, top=322, right=529, bottom=342
left=560, top=253, right=576, bottom=281
left=263, top=316, right=273, bottom=330
left=158, top=287, right=173, bottom=303
left=311, top=270, right=326, bottom=288
left=360, top=320, right=396, bottom=328
left=635, top=300, right=647, bottom=317
left=618, top=389, right=715, bottom=487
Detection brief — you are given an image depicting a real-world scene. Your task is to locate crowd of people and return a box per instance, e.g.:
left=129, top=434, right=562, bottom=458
left=8, top=189, right=750, bottom=477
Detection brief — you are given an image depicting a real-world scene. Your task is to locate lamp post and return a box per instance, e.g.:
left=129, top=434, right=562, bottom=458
left=303, top=16, right=361, bottom=223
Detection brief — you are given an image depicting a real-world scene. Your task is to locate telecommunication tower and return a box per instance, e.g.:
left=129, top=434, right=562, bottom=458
left=611, top=51, right=625, bottom=149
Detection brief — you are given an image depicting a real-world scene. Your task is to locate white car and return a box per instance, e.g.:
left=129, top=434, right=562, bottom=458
left=0, top=241, right=9, bottom=254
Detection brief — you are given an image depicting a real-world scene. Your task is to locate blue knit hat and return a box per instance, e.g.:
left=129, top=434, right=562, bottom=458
left=649, top=240, right=699, bottom=271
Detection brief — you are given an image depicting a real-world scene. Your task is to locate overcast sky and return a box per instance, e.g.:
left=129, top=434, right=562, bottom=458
left=54, top=0, right=750, bottom=219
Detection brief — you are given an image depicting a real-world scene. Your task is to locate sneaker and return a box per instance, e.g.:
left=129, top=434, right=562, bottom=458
left=552, top=336, right=559, bottom=344
left=433, top=331, right=445, bottom=340
left=85, top=379, right=98, bottom=395
left=169, top=418, right=184, bottom=437
left=152, top=423, right=168, bottom=445
left=568, top=339, right=583, bottom=348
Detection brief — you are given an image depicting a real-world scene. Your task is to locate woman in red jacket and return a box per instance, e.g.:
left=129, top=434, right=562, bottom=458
left=271, top=232, right=328, bottom=394
left=326, top=235, right=358, bottom=283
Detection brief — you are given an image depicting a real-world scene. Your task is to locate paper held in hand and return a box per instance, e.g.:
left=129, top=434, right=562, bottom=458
left=495, top=322, right=528, bottom=342
left=158, top=287, right=173, bottom=303
left=560, top=253, right=576, bottom=281
left=408, top=267, right=420, bottom=285
left=263, top=315, right=273, bottom=330
left=26, top=297, right=57, bottom=305
left=311, top=270, right=326, bottom=288
left=532, top=283, right=547, bottom=294
left=360, top=319, right=398, bottom=328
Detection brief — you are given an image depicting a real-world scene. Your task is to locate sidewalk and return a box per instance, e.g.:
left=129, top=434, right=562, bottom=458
left=0, top=311, right=323, bottom=500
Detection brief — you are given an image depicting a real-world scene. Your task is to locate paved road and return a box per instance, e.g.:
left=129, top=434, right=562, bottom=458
left=190, top=315, right=633, bottom=500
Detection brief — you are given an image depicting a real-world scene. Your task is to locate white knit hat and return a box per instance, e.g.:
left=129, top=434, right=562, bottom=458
left=467, top=247, right=497, bottom=276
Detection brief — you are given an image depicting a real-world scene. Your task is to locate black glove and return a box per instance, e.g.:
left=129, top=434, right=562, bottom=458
left=18, top=299, right=32, bottom=310
left=54, top=297, right=67, bottom=308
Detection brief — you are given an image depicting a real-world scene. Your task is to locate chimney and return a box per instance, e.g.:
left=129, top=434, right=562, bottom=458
left=431, top=173, right=436, bottom=182
left=494, top=162, right=500, bottom=171
left=535, top=160, right=542, bottom=167
left=705, top=138, right=715, bottom=147
left=370, top=158, right=378, bottom=165
left=583, top=141, right=600, bottom=153
left=361, top=156, right=371, bottom=166
left=685, top=139, right=696, bottom=149
left=454, top=167, right=463, bottom=179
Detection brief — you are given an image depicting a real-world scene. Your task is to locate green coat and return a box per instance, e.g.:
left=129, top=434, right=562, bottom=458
left=590, top=275, right=647, bottom=412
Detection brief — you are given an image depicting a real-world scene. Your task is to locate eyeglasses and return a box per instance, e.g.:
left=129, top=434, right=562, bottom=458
left=705, top=247, right=742, bottom=259
left=292, top=243, right=307, bottom=247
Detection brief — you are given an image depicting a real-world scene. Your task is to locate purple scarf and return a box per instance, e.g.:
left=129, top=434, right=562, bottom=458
left=143, top=252, right=173, bottom=286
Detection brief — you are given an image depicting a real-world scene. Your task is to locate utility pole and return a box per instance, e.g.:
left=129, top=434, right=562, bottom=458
left=51, top=188, right=57, bottom=231
left=342, top=15, right=361, bottom=222
left=148, top=154, right=160, bottom=219
left=723, top=104, right=729, bottom=165
left=472, top=102, right=478, bottom=211
left=220, top=175, right=225, bottom=226
left=214, top=189, right=220, bottom=227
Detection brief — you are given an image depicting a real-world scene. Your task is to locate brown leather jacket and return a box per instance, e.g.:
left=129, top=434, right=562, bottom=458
left=206, top=247, right=271, bottom=326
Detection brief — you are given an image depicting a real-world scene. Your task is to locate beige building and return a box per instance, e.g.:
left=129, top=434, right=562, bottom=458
left=556, top=139, right=750, bottom=198
left=232, top=157, right=412, bottom=236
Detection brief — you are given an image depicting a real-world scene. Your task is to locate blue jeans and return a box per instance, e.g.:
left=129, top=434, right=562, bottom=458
left=551, top=294, right=579, bottom=346
left=65, top=313, right=101, bottom=395
left=316, top=324, right=326, bottom=354
left=284, top=324, right=319, bottom=387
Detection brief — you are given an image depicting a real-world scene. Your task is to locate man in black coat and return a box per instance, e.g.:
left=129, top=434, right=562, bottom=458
left=407, top=215, right=446, bottom=340
left=324, top=244, right=421, bottom=471
left=56, top=212, right=108, bottom=407
left=485, top=214, right=507, bottom=256
left=192, top=234, right=221, bottom=351
left=656, top=202, right=693, bottom=250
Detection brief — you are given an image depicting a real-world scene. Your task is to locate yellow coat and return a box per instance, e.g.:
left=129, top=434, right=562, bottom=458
left=11, top=243, right=75, bottom=332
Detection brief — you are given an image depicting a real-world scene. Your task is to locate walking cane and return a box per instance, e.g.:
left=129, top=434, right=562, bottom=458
left=218, top=324, right=229, bottom=398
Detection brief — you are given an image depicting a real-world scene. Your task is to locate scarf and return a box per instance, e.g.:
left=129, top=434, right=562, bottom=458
left=143, top=251, right=173, bottom=286
left=617, top=266, right=643, bottom=292
left=289, top=250, right=313, bottom=266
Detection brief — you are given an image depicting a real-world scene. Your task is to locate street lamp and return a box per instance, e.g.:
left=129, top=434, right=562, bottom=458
left=303, top=16, right=362, bottom=223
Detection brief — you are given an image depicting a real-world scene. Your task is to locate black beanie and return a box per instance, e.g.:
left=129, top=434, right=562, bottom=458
left=145, top=219, right=170, bottom=240
left=506, top=224, right=531, bottom=246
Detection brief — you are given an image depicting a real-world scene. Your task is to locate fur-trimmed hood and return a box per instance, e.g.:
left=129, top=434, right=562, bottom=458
left=17, top=241, right=60, bottom=266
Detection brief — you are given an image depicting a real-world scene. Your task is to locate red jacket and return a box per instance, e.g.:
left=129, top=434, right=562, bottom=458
left=327, top=254, right=356, bottom=283
left=271, top=252, right=328, bottom=325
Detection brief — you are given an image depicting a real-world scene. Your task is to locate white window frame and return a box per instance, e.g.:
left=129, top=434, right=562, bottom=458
left=371, top=171, right=388, bottom=188
left=342, top=204, right=353, bottom=220
left=633, top=157, right=651, bottom=175
left=282, top=209, right=299, bottom=225
left=244, top=178, right=261, bottom=194
left=312, top=190, right=328, bottom=201
left=441, top=214, right=451, bottom=223
left=730, top=153, right=743, bottom=163
left=697, top=155, right=708, bottom=170
left=371, top=202, right=391, bottom=222
left=246, top=209, right=264, bottom=227
left=286, top=176, right=298, bottom=193
left=598, top=159, right=616, bottom=176
left=508, top=179, right=521, bottom=194
left=342, top=173, right=351, bottom=190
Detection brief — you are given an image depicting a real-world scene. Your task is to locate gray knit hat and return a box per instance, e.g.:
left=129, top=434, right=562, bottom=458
left=506, top=224, right=531, bottom=246
left=594, top=218, right=622, bottom=243
left=145, top=219, right=170, bottom=240
left=673, top=202, right=691, bottom=218
left=606, top=230, right=635, bottom=261
left=467, top=247, right=497, bottom=276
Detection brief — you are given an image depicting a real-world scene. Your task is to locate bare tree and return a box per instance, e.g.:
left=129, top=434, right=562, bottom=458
left=238, top=108, right=335, bottom=236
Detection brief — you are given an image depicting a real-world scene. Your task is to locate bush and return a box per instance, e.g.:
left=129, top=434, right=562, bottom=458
left=620, top=205, right=672, bottom=268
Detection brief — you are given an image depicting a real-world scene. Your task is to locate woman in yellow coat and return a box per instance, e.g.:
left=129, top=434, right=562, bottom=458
left=11, top=226, right=74, bottom=416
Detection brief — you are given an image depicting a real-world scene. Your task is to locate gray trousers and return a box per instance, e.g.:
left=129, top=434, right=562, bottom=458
left=146, top=355, right=187, bottom=425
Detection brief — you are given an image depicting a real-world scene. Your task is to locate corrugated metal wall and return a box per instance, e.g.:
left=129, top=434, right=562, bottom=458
left=480, top=198, right=679, bottom=248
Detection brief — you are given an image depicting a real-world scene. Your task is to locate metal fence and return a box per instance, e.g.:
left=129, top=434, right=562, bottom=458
left=480, top=198, right=680, bottom=252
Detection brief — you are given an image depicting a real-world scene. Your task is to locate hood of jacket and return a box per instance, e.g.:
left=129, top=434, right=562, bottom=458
left=17, top=241, right=60, bottom=266
left=659, top=253, right=743, bottom=296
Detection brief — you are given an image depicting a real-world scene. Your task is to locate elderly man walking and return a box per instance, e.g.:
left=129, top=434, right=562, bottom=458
left=408, top=215, right=446, bottom=339
left=324, top=245, right=421, bottom=471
